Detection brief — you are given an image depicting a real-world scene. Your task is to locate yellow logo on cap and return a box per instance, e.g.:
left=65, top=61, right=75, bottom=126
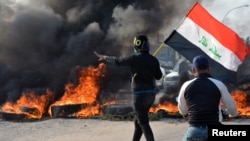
left=134, top=38, right=142, bottom=46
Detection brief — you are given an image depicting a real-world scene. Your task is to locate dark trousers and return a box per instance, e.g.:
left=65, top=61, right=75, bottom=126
left=132, top=92, right=155, bottom=141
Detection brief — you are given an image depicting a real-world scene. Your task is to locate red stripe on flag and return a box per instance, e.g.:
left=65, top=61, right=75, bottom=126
left=186, top=2, right=250, bottom=62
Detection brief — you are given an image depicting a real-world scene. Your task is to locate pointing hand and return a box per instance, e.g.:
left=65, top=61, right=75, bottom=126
left=94, top=51, right=107, bottom=61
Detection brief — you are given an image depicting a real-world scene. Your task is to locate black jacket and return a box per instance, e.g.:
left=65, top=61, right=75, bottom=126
left=178, top=73, right=238, bottom=125
left=104, top=52, right=162, bottom=93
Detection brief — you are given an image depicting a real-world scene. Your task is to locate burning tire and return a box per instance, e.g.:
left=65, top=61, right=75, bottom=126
left=0, top=112, right=27, bottom=121
left=19, top=106, right=39, bottom=115
left=50, top=104, right=83, bottom=118
left=102, top=104, right=134, bottom=119
left=156, top=109, right=182, bottom=119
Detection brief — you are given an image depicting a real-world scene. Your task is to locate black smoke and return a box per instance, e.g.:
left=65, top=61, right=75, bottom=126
left=0, top=0, right=199, bottom=105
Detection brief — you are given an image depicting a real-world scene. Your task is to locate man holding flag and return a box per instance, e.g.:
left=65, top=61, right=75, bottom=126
left=164, top=2, right=250, bottom=90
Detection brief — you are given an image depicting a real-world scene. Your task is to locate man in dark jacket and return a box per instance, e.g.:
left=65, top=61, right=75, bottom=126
left=94, top=34, right=162, bottom=141
left=178, top=55, right=238, bottom=141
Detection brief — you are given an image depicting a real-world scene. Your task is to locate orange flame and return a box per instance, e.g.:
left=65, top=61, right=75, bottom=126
left=150, top=101, right=178, bottom=114
left=49, top=63, right=107, bottom=118
left=73, top=104, right=101, bottom=118
left=1, top=89, right=54, bottom=119
left=231, top=90, right=250, bottom=117
left=2, top=62, right=250, bottom=120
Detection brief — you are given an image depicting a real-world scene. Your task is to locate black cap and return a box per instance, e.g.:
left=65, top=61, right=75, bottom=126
left=192, top=55, right=209, bottom=70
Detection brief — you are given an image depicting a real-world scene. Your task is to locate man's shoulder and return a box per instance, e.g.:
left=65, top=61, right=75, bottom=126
left=207, top=77, right=227, bottom=88
left=182, top=78, right=197, bottom=88
left=208, top=77, right=223, bottom=83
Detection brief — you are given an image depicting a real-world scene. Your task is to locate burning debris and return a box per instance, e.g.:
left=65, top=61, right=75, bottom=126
left=0, top=89, right=54, bottom=120
left=0, top=61, right=250, bottom=121
left=1, top=74, right=250, bottom=121
left=0, top=63, right=107, bottom=120
left=48, top=63, right=107, bottom=118
left=231, top=90, right=250, bottom=117
left=0, top=62, right=185, bottom=121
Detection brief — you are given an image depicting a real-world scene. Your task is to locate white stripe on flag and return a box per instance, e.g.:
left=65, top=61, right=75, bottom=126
left=176, top=18, right=242, bottom=71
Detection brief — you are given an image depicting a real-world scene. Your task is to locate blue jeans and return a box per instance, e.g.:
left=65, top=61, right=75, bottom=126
left=182, top=126, right=208, bottom=141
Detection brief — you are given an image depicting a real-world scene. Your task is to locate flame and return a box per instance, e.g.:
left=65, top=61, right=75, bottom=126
left=49, top=63, right=107, bottom=118
left=1, top=89, right=54, bottom=119
left=73, top=104, right=101, bottom=118
left=150, top=101, right=178, bottom=114
left=231, top=90, right=250, bottom=117
left=148, top=89, right=250, bottom=118
left=2, top=62, right=250, bottom=120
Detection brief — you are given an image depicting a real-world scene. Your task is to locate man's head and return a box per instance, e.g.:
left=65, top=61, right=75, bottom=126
left=133, top=34, right=149, bottom=53
left=192, top=55, right=210, bottom=75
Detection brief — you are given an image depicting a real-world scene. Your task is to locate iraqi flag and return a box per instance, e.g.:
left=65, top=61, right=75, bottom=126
left=164, top=2, right=250, bottom=85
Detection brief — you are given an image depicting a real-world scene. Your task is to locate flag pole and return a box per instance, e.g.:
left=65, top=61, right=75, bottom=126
left=153, top=42, right=165, bottom=56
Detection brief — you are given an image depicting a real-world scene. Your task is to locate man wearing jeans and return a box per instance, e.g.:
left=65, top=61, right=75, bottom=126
left=177, top=55, right=239, bottom=141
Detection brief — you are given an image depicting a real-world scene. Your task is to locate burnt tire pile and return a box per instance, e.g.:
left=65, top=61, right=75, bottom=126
left=0, top=104, right=183, bottom=121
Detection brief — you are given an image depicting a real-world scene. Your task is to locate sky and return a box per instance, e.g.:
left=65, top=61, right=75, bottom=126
left=202, top=0, right=250, bottom=39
